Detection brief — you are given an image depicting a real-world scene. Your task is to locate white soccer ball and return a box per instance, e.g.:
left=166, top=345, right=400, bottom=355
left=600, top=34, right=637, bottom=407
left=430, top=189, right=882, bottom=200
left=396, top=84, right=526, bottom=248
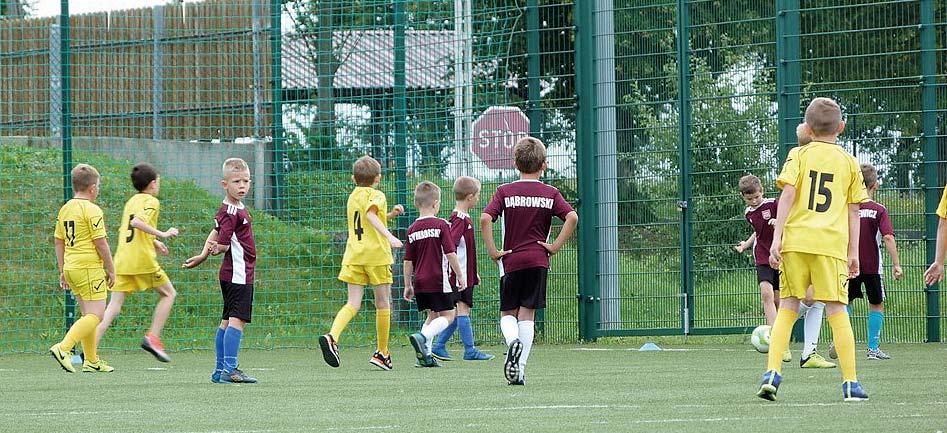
left=750, top=325, right=771, bottom=353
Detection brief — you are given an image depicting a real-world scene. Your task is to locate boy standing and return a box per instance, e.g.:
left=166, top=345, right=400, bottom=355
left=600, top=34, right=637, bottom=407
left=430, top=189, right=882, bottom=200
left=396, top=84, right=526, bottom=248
left=757, top=97, right=870, bottom=402
left=182, top=158, right=258, bottom=384
left=403, top=181, right=466, bottom=367
left=50, top=164, right=116, bottom=373
left=431, top=176, right=494, bottom=361
left=95, top=163, right=179, bottom=363
left=481, top=137, right=578, bottom=385
left=318, top=156, right=404, bottom=370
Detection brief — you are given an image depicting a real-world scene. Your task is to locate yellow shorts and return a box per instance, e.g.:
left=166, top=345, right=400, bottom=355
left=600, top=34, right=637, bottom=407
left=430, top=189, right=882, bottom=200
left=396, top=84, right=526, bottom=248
left=113, top=269, right=170, bottom=292
left=779, top=252, right=850, bottom=304
left=338, top=264, right=393, bottom=286
left=63, top=268, right=108, bottom=301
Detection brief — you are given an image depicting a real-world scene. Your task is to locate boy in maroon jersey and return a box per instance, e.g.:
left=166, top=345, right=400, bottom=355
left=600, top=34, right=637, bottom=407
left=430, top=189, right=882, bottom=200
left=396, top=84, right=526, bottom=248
left=431, top=176, right=495, bottom=361
left=481, top=137, right=578, bottom=385
left=844, top=163, right=902, bottom=360
left=182, top=158, right=258, bottom=384
left=404, top=181, right=467, bottom=367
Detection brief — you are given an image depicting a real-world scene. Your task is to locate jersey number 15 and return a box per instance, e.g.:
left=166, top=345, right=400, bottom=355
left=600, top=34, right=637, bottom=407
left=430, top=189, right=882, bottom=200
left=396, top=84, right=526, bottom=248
left=807, top=170, right=834, bottom=213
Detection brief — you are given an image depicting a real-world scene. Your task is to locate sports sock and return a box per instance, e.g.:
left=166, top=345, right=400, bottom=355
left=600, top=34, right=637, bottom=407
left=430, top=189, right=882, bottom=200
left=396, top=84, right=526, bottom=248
left=222, top=327, right=243, bottom=372
left=867, top=310, right=884, bottom=350
left=421, top=317, right=450, bottom=354
left=802, top=302, right=824, bottom=359
left=80, top=327, right=100, bottom=364
left=215, top=327, right=226, bottom=372
left=434, top=316, right=458, bottom=349
left=500, top=315, right=519, bottom=345
left=517, top=320, right=535, bottom=366
left=375, top=308, right=391, bottom=354
left=767, top=308, right=798, bottom=373
left=457, top=315, right=475, bottom=351
left=828, top=311, right=857, bottom=382
left=329, top=304, right=357, bottom=341
left=60, top=314, right=100, bottom=352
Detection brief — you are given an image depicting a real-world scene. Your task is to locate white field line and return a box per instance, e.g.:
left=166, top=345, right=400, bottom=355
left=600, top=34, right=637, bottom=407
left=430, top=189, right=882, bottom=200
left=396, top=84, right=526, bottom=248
left=457, top=404, right=638, bottom=412
left=629, top=413, right=927, bottom=425
left=569, top=347, right=752, bottom=352
left=9, top=409, right=144, bottom=417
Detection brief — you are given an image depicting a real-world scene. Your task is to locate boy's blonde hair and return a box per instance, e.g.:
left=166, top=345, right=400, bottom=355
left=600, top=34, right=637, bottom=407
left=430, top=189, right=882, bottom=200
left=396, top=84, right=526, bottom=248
left=804, top=97, right=842, bottom=136
left=353, top=155, right=382, bottom=186
left=514, top=136, right=546, bottom=174
left=71, top=163, right=100, bottom=193
left=453, top=176, right=481, bottom=201
left=861, top=163, right=879, bottom=189
left=414, top=181, right=441, bottom=209
left=738, top=174, right=763, bottom=195
left=795, top=123, right=812, bottom=146
left=222, top=158, right=249, bottom=179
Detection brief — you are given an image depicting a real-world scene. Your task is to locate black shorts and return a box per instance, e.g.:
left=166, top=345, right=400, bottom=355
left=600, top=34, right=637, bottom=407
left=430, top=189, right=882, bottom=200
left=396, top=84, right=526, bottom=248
left=756, top=265, right=780, bottom=291
left=849, top=274, right=884, bottom=305
left=500, top=267, right=547, bottom=311
left=415, top=292, right=456, bottom=312
left=452, top=286, right=474, bottom=307
left=220, top=280, right=254, bottom=323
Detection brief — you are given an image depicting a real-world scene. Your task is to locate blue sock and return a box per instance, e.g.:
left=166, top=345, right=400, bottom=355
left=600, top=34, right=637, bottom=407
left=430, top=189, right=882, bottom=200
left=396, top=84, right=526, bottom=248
left=457, top=315, right=475, bottom=352
left=215, top=327, right=226, bottom=372
left=846, top=305, right=852, bottom=316
left=222, top=327, right=243, bottom=372
left=434, top=318, right=458, bottom=349
left=867, top=310, right=884, bottom=350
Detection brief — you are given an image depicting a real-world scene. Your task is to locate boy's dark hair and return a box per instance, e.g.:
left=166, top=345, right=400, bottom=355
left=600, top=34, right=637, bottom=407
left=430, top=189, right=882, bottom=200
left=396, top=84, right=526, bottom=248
left=71, top=163, right=100, bottom=193
left=353, top=155, right=382, bottom=187
left=414, top=181, right=441, bottom=208
left=738, top=174, right=763, bottom=195
left=804, top=97, right=842, bottom=136
left=453, top=176, right=481, bottom=201
left=131, top=163, right=159, bottom=192
left=861, top=163, right=879, bottom=189
left=514, top=137, right=546, bottom=174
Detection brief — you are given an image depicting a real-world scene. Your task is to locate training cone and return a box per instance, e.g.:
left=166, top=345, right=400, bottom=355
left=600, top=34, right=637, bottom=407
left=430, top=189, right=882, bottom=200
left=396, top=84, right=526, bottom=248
left=638, top=342, right=662, bottom=352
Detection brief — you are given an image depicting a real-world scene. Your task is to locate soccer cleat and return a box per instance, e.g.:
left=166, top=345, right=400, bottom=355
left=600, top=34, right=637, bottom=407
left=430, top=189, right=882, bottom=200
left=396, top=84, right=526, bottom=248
left=408, top=333, right=428, bottom=361
left=211, top=370, right=224, bottom=383
left=463, top=348, right=495, bottom=361
left=220, top=367, right=257, bottom=384
left=369, top=351, right=393, bottom=371
left=504, top=339, right=523, bottom=384
left=318, top=334, right=340, bottom=368
left=431, top=345, right=452, bottom=361
left=82, top=359, right=114, bottom=373
left=49, top=343, right=76, bottom=373
left=756, top=370, right=782, bottom=401
left=828, top=343, right=838, bottom=359
left=141, top=333, right=171, bottom=363
left=867, top=348, right=890, bottom=360
left=420, top=355, right=441, bottom=368
left=842, top=381, right=869, bottom=401
left=508, top=368, right=526, bottom=386
left=782, top=349, right=792, bottom=363
left=800, top=353, right=836, bottom=369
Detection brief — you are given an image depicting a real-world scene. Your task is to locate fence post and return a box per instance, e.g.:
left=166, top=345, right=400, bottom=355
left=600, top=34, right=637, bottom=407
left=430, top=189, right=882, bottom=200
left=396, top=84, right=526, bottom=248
left=775, top=0, right=801, bottom=163
left=269, top=0, right=284, bottom=215
left=920, top=0, right=941, bottom=343
left=153, top=5, right=164, bottom=140
left=675, top=0, right=693, bottom=334
left=59, top=0, right=76, bottom=332
left=575, top=0, right=599, bottom=341
left=392, top=0, right=415, bottom=324
left=252, top=1, right=265, bottom=140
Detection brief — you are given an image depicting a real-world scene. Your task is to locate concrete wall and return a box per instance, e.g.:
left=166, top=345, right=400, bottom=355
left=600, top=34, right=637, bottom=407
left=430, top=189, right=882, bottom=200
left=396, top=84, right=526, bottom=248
left=4, top=136, right=273, bottom=209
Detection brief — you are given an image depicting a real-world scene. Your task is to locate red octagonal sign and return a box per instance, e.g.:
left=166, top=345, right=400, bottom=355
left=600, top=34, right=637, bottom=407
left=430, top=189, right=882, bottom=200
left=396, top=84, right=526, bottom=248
left=471, top=106, right=530, bottom=170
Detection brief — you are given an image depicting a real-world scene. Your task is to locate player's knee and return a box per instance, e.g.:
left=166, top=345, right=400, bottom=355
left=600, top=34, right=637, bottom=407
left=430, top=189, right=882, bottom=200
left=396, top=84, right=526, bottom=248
left=346, top=302, right=362, bottom=313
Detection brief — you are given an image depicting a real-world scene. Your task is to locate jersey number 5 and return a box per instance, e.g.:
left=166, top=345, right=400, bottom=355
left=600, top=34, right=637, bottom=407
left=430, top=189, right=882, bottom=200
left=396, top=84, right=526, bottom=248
left=125, top=213, right=135, bottom=243
left=807, top=170, right=834, bottom=213
left=353, top=211, right=364, bottom=241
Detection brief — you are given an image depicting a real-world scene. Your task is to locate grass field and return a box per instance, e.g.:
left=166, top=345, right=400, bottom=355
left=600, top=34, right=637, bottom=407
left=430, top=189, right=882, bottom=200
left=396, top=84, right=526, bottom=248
left=4, top=342, right=946, bottom=433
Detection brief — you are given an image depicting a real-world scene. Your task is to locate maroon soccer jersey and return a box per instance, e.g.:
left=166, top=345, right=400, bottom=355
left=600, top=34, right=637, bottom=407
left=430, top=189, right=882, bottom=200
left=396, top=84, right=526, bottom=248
left=744, top=198, right=778, bottom=266
left=404, top=216, right=456, bottom=293
left=858, top=200, right=894, bottom=275
left=214, top=202, right=257, bottom=285
left=448, top=210, right=479, bottom=289
left=482, top=179, right=574, bottom=275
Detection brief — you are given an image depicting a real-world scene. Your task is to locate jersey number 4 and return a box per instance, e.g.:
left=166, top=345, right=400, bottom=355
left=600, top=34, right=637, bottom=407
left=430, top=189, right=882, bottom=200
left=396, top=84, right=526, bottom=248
left=353, top=211, right=364, bottom=241
left=807, top=170, right=834, bottom=213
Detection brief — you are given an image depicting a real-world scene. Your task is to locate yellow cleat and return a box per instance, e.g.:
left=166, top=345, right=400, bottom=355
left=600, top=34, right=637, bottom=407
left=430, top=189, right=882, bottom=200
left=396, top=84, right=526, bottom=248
left=49, top=343, right=76, bottom=373
left=82, top=359, right=114, bottom=373
left=782, top=349, right=791, bottom=363
left=800, top=352, right=836, bottom=368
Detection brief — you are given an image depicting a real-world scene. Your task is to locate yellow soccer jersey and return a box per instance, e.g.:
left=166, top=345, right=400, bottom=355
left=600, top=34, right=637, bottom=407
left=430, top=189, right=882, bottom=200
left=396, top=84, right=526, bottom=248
left=114, top=193, right=161, bottom=274
left=776, top=141, right=869, bottom=261
left=937, top=186, right=947, bottom=219
left=54, top=198, right=107, bottom=270
left=341, top=186, right=393, bottom=266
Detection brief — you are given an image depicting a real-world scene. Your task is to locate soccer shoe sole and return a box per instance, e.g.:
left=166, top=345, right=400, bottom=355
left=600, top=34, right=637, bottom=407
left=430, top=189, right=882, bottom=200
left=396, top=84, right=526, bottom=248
left=408, top=333, right=427, bottom=361
left=318, top=335, right=340, bottom=368
left=504, top=340, right=523, bottom=384
left=800, top=358, right=836, bottom=369
left=141, top=339, right=172, bottom=363
left=49, top=344, right=76, bottom=373
left=756, top=385, right=777, bottom=401
left=431, top=348, right=452, bottom=361
left=369, top=357, right=392, bottom=371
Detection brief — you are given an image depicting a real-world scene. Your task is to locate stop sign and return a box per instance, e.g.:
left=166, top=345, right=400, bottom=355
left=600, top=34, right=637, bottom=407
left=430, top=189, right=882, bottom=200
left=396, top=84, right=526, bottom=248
left=471, top=106, right=530, bottom=170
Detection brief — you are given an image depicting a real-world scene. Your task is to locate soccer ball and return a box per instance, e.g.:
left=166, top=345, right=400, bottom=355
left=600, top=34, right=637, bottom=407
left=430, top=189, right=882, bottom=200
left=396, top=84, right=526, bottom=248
left=750, top=325, right=771, bottom=353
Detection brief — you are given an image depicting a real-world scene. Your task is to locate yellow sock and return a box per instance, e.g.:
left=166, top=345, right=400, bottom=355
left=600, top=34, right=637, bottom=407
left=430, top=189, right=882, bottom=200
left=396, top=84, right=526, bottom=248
left=81, top=322, right=101, bottom=364
left=828, top=311, right=857, bottom=382
left=376, top=309, right=391, bottom=355
left=60, top=314, right=100, bottom=352
left=329, top=304, right=358, bottom=341
left=766, top=308, right=798, bottom=373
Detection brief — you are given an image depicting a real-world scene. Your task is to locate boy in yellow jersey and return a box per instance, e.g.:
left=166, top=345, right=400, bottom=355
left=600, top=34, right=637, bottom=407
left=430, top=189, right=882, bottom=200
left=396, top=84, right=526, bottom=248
left=757, top=97, right=870, bottom=402
left=95, top=163, right=179, bottom=363
left=319, top=155, right=404, bottom=370
left=923, top=186, right=947, bottom=285
left=50, top=164, right=116, bottom=373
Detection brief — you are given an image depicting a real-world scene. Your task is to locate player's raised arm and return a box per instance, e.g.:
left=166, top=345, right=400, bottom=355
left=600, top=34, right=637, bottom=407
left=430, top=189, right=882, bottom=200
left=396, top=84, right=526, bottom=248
left=366, top=205, right=402, bottom=248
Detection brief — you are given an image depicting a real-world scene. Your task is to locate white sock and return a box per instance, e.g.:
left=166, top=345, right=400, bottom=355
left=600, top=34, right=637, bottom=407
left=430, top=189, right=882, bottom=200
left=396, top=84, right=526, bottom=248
left=421, top=317, right=449, bottom=354
left=801, top=302, right=824, bottom=359
left=517, top=321, right=534, bottom=367
left=500, top=315, right=519, bottom=345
